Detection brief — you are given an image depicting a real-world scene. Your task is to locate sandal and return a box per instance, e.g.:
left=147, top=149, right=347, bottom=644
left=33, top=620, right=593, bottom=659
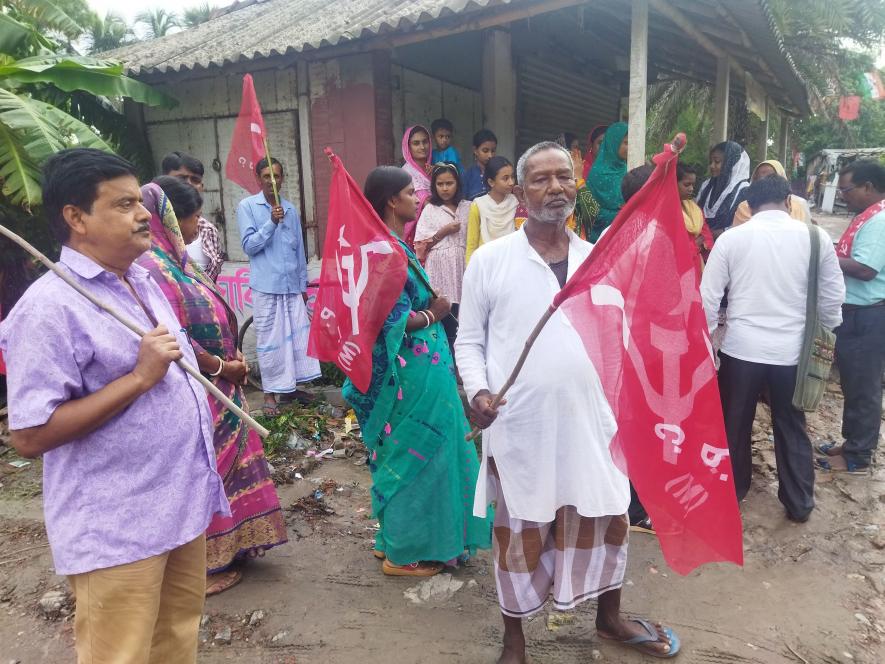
left=382, top=560, right=443, bottom=577
left=816, top=456, right=870, bottom=475
left=206, top=569, right=243, bottom=597
left=598, top=618, right=681, bottom=659
left=279, top=390, right=316, bottom=406
left=373, top=549, right=386, bottom=560
left=815, top=441, right=841, bottom=456
left=262, top=402, right=281, bottom=417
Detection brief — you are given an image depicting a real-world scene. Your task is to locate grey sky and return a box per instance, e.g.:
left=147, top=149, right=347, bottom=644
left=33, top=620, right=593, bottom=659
left=86, top=0, right=219, bottom=28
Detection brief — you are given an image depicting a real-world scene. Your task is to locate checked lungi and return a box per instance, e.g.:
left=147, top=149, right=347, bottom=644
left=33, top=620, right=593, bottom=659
left=252, top=291, right=321, bottom=393
left=491, top=462, right=628, bottom=618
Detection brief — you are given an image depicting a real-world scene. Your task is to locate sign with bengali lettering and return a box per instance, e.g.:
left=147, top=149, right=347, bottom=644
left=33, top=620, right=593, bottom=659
left=216, top=262, right=318, bottom=329
left=216, top=263, right=253, bottom=327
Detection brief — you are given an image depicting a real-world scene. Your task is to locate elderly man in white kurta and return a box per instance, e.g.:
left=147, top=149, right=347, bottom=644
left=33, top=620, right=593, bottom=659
left=456, top=142, right=679, bottom=663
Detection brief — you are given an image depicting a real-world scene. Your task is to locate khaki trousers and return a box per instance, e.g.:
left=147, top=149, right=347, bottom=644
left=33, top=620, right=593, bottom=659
left=68, top=535, right=207, bottom=664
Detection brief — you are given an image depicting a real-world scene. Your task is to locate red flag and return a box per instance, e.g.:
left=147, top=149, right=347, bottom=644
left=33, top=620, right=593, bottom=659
left=839, top=96, right=861, bottom=121
left=552, top=137, right=743, bottom=575
left=308, top=150, right=409, bottom=392
left=225, top=74, right=267, bottom=194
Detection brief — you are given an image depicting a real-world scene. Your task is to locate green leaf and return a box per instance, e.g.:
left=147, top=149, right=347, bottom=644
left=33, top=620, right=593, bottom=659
left=0, top=120, right=41, bottom=208
left=0, top=56, right=178, bottom=108
left=0, top=13, right=37, bottom=55
left=0, top=89, right=114, bottom=164
left=0, top=88, right=65, bottom=160
left=8, top=0, right=83, bottom=40
left=26, top=97, right=115, bottom=156
left=0, top=87, right=117, bottom=208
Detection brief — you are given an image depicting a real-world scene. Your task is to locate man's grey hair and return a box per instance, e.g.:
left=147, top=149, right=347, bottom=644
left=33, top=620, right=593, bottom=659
left=516, top=141, right=573, bottom=184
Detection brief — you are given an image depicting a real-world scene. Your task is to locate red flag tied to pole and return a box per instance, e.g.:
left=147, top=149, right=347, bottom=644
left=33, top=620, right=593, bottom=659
left=308, top=150, right=409, bottom=392
left=553, top=136, right=743, bottom=574
left=225, top=74, right=267, bottom=194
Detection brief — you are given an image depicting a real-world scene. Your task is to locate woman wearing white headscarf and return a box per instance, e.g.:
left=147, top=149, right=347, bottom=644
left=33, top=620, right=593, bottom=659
left=696, top=141, right=750, bottom=237
left=731, top=159, right=811, bottom=225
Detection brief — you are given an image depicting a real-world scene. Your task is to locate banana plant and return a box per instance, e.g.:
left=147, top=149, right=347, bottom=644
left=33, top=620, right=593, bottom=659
left=0, top=0, right=175, bottom=210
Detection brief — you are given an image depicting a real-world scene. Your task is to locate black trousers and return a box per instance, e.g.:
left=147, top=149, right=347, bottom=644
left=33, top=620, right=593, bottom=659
left=836, top=305, right=885, bottom=465
left=718, top=353, right=814, bottom=520
left=627, top=483, right=647, bottom=523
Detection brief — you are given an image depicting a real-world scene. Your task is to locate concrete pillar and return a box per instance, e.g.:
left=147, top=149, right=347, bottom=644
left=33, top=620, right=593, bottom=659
left=482, top=29, right=516, bottom=160
left=757, top=97, right=770, bottom=163
left=778, top=114, right=790, bottom=166
left=712, top=55, right=730, bottom=145
left=627, top=0, right=648, bottom=169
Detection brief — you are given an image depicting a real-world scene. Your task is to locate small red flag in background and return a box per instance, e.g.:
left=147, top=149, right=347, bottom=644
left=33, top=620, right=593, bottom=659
left=225, top=74, right=267, bottom=194
left=839, top=96, right=861, bottom=122
left=552, top=137, right=743, bottom=575
left=308, top=150, right=409, bottom=393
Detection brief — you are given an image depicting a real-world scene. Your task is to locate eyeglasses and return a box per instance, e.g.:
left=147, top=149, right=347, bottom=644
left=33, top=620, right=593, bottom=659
left=837, top=184, right=857, bottom=194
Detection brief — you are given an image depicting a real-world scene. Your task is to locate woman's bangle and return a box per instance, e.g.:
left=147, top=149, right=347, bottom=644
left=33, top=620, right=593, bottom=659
left=209, top=356, right=224, bottom=377
left=426, top=309, right=436, bottom=324
left=418, top=311, right=431, bottom=328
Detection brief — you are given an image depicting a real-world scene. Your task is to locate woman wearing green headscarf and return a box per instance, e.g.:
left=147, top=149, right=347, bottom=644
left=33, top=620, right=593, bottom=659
left=586, top=121, right=629, bottom=241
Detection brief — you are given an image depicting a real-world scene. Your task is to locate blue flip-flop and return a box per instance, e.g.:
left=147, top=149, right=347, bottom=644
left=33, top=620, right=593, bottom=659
left=599, top=618, right=681, bottom=658
left=816, top=457, right=870, bottom=475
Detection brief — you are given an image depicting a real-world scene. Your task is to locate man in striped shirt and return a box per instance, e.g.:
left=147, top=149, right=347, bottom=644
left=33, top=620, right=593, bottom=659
left=162, top=151, right=224, bottom=281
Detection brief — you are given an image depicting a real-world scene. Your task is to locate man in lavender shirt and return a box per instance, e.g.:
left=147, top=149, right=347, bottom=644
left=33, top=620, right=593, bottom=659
left=0, top=149, right=229, bottom=664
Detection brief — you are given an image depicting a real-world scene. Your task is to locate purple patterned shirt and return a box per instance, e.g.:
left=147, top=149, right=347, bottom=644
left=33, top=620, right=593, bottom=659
left=0, top=247, right=229, bottom=575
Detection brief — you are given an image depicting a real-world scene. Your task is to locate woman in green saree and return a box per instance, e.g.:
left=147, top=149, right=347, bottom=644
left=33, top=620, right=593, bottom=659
left=586, top=121, right=629, bottom=242
left=343, top=166, right=491, bottom=577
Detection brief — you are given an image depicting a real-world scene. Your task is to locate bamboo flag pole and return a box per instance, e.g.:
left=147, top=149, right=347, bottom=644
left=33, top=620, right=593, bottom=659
left=465, top=134, right=687, bottom=441
left=0, top=224, right=270, bottom=439
left=263, top=135, right=281, bottom=207
left=465, top=307, right=554, bottom=441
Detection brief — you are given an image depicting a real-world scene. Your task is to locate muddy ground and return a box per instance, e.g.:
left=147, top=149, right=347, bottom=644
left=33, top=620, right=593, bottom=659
left=1, top=379, right=883, bottom=664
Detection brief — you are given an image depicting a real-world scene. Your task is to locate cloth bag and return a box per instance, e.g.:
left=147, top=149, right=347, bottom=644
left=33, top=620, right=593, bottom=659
left=792, top=223, right=836, bottom=411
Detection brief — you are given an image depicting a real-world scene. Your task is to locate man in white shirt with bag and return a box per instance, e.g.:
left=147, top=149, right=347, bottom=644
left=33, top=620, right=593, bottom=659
left=701, top=175, right=844, bottom=523
left=457, top=142, right=679, bottom=663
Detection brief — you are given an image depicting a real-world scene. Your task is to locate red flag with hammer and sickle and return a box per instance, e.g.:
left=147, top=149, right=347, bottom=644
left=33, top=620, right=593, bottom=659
left=552, top=137, right=743, bottom=575
left=225, top=74, right=267, bottom=194
left=308, top=150, right=408, bottom=393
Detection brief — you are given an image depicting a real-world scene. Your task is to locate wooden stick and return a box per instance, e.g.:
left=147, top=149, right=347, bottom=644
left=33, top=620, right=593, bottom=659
left=0, top=224, right=269, bottom=439
left=263, top=135, right=281, bottom=207
left=466, top=306, right=555, bottom=441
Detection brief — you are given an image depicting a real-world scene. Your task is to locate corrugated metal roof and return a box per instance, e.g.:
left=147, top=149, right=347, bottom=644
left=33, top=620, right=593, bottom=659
left=110, top=0, right=514, bottom=74
left=111, top=0, right=809, bottom=115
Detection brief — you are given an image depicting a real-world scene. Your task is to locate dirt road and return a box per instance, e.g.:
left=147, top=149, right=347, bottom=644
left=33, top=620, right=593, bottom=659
left=1, top=383, right=883, bottom=664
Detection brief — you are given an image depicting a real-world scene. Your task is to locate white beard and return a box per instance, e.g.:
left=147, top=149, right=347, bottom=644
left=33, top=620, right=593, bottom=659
left=530, top=200, right=576, bottom=225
